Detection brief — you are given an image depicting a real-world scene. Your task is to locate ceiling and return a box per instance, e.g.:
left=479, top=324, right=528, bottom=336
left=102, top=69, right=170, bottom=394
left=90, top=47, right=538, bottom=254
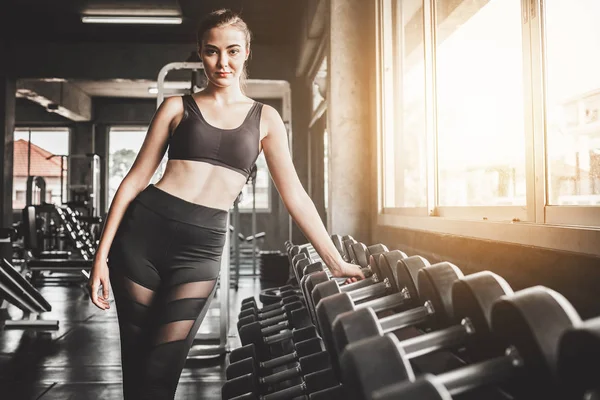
left=3, top=0, right=306, bottom=100
left=2, top=0, right=305, bottom=46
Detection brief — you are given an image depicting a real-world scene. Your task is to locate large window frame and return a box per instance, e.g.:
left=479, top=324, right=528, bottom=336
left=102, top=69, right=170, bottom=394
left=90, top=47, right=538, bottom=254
left=377, top=0, right=600, bottom=257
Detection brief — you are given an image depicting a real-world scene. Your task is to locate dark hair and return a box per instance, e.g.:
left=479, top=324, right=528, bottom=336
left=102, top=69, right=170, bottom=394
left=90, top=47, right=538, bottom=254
left=197, top=9, right=252, bottom=89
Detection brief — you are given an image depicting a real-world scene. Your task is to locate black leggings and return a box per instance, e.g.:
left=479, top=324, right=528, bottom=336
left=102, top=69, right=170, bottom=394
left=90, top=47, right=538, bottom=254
left=108, top=184, right=228, bottom=399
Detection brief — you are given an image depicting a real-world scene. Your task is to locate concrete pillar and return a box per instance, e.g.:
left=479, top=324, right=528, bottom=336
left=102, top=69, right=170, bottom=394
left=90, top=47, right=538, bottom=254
left=290, top=77, right=313, bottom=244
left=327, top=0, right=376, bottom=243
left=0, top=77, right=15, bottom=228
left=309, top=114, right=327, bottom=223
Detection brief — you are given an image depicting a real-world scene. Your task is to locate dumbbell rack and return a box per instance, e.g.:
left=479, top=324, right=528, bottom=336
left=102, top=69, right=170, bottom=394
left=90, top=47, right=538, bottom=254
left=224, top=237, right=525, bottom=400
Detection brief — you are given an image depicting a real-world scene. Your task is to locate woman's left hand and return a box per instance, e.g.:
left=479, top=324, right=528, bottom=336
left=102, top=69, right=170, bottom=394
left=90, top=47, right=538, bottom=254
left=330, top=261, right=365, bottom=284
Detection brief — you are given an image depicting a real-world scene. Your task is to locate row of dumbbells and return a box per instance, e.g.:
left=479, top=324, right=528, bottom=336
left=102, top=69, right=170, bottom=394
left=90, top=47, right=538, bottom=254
left=224, top=235, right=600, bottom=399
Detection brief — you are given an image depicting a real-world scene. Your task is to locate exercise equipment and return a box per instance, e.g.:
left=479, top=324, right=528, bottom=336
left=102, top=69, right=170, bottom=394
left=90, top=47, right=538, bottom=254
left=331, top=262, right=467, bottom=360
left=222, top=350, right=332, bottom=399
left=558, top=316, right=600, bottom=399
left=337, top=271, right=512, bottom=400
left=366, top=286, right=582, bottom=400
left=228, top=337, right=324, bottom=378
left=315, top=255, right=430, bottom=370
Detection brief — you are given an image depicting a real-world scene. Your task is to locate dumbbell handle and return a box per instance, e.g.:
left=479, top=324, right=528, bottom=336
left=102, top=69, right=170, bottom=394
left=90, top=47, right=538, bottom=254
left=437, top=347, right=522, bottom=396
left=261, top=365, right=302, bottom=385
left=260, top=305, right=292, bottom=320
left=265, top=328, right=294, bottom=345
left=378, top=302, right=434, bottom=334
left=261, top=320, right=290, bottom=337
left=356, top=288, right=411, bottom=314
left=257, top=313, right=287, bottom=328
left=259, top=296, right=296, bottom=313
left=340, top=275, right=376, bottom=293
left=261, top=351, right=297, bottom=370
left=401, top=319, right=474, bottom=360
left=348, top=277, right=389, bottom=303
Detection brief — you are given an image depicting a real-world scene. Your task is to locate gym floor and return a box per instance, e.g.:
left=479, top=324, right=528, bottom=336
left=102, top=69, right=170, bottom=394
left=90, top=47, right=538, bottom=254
left=0, top=275, right=257, bottom=400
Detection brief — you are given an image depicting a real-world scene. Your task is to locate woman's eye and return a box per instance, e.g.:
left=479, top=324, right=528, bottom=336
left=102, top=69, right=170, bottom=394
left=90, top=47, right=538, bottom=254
left=230, top=49, right=240, bottom=55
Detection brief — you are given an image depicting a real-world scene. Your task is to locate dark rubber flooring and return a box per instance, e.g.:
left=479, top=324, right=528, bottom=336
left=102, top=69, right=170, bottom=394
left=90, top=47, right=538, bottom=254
left=0, top=274, right=259, bottom=399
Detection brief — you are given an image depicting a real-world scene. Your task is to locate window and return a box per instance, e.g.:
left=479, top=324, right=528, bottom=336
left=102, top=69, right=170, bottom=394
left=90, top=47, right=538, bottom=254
left=435, top=0, right=526, bottom=208
left=13, top=128, right=70, bottom=210
left=377, top=0, right=600, bottom=255
left=238, top=152, right=270, bottom=211
left=108, top=127, right=165, bottom=207
left=544, top=0, right=600, bottom=207
left=383, top=0, right=428, bottom=209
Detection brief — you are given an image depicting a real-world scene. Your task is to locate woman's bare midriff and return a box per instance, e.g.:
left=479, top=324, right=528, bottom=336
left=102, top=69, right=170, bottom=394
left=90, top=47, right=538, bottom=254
left=153, top=159, right=248, bottom=211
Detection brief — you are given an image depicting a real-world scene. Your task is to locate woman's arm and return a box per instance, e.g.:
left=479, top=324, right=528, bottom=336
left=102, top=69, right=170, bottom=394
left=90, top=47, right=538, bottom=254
left=88, top=96, right=182, bottom=309
left=261, top=105, right=363, bottom=279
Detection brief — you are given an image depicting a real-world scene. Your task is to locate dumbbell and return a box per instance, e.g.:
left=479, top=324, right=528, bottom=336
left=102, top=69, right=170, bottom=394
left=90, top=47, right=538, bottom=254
left=316, top=254, right=430, bottom=369
left=336, top=271, right=513, bottom=400
left=331, top=261, right=468, bottom=360
left=223, top=368, right=340, bottom=400
left=240, top=293, right=304, bottom=317
left=239, top=307, right=318, bottom=361
left=558, top=316, right=600, bottom=399
left=222, top=351, right=333, bottom=399
left=307, top=248, right=404, bottom=329
left=237, top=300, right=305, bottom=331
left=367, top=286, right=582, bottom=400
left=230, top=336, right=322, bottom=369
left=306, top=243, right=391, bottom=302
left=241, top=285, right=295, bottom=308
left=227, top=337, right=325, bottom=378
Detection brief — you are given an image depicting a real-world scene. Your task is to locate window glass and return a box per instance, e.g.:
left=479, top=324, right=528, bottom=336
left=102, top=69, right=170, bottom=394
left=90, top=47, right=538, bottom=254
left=383, top=0, right=428, bottom=208
left=544, top=0, right=600, bottom=206
left=13, top=128, right=69, bottom=209
left=435, top=0, right=526, bottom=206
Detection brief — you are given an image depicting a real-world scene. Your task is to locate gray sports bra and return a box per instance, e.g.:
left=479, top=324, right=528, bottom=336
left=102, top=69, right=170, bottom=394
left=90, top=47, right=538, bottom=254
left=168, top=95, right=263, bottom=179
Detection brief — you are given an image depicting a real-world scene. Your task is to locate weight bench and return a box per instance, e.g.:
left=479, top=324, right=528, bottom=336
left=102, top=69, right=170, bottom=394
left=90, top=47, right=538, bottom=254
left=0, top=258, right=58, bottom=331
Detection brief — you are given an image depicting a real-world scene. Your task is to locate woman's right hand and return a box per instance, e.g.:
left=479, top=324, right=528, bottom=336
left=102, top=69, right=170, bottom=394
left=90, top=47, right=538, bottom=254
left=87, top=257, right=111, bottom=310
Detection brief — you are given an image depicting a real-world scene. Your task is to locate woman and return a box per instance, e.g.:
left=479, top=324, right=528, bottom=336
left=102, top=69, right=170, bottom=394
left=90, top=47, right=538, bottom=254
left=87, top=8, right=364, bottom=400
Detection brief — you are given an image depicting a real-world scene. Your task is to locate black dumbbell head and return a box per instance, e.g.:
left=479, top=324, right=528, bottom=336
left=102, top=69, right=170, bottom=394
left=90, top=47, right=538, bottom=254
left=312, top=279, right=343, bottom=310
left=390, top=255, right=430, bottom=300
left=415, top=262, right=464, bottom=330
left=226, top=357, right=257, bottom=380
left=451, top=271, right=513, bottom=360
left=340, top=333, right=414, bottom=400
left=238, top=321, right=265, bottom=348
left=305, top=271, right=329, bottom=303
left=221, top=372, right=259, bottom=399
left=491, top=286, right=582, bottom=398
left=229, top=343, right=257, bottom=364
left=331, top=307, right=382, bottom=357
left=350, top=242, right=369, bottom=267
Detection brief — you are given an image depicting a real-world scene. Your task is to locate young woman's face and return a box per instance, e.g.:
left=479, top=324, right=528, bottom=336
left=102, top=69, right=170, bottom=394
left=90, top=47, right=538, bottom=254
left=200, top=26, right=249, bottom=88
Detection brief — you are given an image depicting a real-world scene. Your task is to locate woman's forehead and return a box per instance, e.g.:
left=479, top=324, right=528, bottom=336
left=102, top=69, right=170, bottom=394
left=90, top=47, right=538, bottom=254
left=202, top=26, right=246, bottom=47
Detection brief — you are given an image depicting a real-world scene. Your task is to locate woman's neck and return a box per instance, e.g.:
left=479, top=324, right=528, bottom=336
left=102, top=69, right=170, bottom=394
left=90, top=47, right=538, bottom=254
left=201, top=82, right=246, bottom=105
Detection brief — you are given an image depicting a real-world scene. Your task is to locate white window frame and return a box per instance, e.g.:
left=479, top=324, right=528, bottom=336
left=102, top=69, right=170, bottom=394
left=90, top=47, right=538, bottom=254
left=377, top=0, right=600, bottom=258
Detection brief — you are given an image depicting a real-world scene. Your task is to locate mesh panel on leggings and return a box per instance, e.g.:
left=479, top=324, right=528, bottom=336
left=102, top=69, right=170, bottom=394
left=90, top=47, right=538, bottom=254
left=153, top=280, right=216, bottom=346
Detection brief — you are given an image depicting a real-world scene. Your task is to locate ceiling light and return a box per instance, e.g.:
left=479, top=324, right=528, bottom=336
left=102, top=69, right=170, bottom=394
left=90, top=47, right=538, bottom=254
left=81, top=16, right=182, bottom=24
